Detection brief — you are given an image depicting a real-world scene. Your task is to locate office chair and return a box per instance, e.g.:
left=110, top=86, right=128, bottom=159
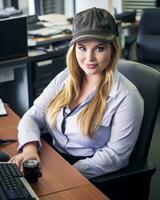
left=136, top=8, right=160, bottom=71
left=91, top=59, right=160, bottom=200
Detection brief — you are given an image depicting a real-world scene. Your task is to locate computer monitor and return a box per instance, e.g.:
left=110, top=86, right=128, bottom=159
left=0, top=16, right=28, bottom=62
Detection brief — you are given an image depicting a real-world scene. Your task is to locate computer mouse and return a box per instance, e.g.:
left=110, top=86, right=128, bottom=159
left=0, top=151, right=10, bottom=162
left=63, top=28, right=72, bottom=34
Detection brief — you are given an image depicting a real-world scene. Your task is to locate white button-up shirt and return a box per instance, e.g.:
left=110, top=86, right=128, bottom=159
left=18, top=68, right=144, bottom=179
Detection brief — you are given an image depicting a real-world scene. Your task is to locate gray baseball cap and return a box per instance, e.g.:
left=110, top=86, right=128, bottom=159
left=70, top=7, right=119, bottom=46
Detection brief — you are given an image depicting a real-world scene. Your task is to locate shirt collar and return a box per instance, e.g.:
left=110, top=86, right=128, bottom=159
left=80, top=69, right=120, bottom=105
left=108, top=69, right=120, bottom=98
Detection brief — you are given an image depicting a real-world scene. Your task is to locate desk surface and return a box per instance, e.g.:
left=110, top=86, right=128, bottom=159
left=0, top=106, right=19, bottom=130
left=40, top=184, right=108, bottom=200
left=0, top=106, right=109, bottom=200
left=28, top=33, right=72, bottom=47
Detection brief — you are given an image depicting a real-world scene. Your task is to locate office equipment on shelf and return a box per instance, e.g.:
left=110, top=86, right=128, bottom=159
left=28, top=32, right=71, bottom=47
left=27, top=22, right=72, bottom=47
left=27, top=13, right=72, bottom=38
left=114, top=9, right=136, bottom=23
left=28, top=26, right=64, bottom=37
left=0, top=16, right=28, bottom=62
left=0, top=10, right=10, bottom=19
left=38, top=13, right=70, bottom=27
left=28, top=23, right=72, bottom=38
left=0, top=36, right=70, bottom=115
left=0, top=98, right=7, bottom=116
left=27, top=15, right=45, bottom=31
left=27, top=13, right=72, bottom=47
left=0, top=7, right=22, bottom=19
left=28, top=40, right=69, bottom=103
left=0, top=162, right=39, bottom=199
left=4, top=7, right=23, bottom=16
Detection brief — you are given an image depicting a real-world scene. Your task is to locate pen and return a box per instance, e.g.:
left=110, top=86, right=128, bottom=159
left=0, top=139, right=17, bottom=145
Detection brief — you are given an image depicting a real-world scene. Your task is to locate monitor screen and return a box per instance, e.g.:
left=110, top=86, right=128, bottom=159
left=0, top=16, right=28, bottom=62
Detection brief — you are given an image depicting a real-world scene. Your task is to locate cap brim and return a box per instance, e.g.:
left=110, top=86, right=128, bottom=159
left=70, top=34, right=116, bottom=46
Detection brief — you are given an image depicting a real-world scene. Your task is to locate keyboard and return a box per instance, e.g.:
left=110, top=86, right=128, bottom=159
left=0, top=162, right=39, bottom=200
left=27, top=15, right=45, bottom=31
left=27, top=23, right=45, bottom=31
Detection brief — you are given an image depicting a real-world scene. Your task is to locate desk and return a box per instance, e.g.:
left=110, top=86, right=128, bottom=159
left=28, top=33, right=72, bottom=47
left=0, top=106, right=109, bottom=200
left=0, top=105, right=19, bottom=130
left=40, top=184, right=108, bottom=200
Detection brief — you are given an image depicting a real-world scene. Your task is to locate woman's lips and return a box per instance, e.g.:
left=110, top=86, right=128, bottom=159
left=85, top=64, right=97, bottom=69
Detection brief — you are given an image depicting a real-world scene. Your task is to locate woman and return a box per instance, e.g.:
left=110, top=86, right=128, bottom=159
left=10, top=7, right=144, bottom=179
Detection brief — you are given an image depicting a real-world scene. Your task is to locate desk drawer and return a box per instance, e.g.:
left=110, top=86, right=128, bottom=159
left=34, top=55, right=66, bottom=97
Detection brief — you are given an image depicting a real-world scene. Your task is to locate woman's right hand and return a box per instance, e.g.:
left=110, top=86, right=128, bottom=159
left=9, top=142, right=40, bottom=172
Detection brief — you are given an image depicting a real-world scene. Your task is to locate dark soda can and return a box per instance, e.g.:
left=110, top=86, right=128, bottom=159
left=23, top=159, right=42, bottom=183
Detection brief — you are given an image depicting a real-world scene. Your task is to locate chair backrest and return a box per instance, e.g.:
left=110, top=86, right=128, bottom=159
left=137, top=8, right=160, bottom=66
left=117, top=60, right=160, bottom=163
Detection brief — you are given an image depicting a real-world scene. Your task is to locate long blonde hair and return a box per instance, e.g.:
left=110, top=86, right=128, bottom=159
left=47, top=39, right=120, bottom=137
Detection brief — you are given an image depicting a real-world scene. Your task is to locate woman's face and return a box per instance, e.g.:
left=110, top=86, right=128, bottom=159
left=75, top=40, right=112, bottom=77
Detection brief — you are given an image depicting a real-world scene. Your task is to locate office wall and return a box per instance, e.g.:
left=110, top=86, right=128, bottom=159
left=18, top=0, right=29, bottom=14
left=75, top=0, right=122, bottom=14
left=64, top=0, right=122, bottom=17
left=113, top=0, right=122, bottom=13
left=75, top=0, right=107, bottom=13
left=25, top=0, right=122, bottom=18
left=64, top=0, right=109, bottom=18
left=64, top=0, right=74, bottom=18
left=0, top=0, right=3, bottom=9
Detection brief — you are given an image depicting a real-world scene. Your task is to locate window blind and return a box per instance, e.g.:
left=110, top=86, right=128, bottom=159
left=122, top=0, right=156, bottom=17
left=39, top=0, right=64, bottom=15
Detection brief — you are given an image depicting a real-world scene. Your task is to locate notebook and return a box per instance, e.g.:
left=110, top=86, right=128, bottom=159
left=0, top=98, right=7, bottom=116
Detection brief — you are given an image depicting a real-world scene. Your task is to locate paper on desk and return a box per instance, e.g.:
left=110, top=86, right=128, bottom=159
left=41, top=21, right=68, bottom=27
left=28, top=23, right=72, bottom=38
left=39, top=14, right=70, bottom=26
left=28, top=27, right=64, bottom=37
left=28, top=49, right=46, bottom=57
left=0, top=98, right=7, bottom=116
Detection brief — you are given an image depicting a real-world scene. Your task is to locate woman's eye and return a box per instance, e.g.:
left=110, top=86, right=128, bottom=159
left=95, top=47, right=104, bottom=52
left=78, top=46, right=86, bottom=51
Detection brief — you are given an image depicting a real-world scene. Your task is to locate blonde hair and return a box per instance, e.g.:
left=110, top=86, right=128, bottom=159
left=47, top=38, right=120, bottom=137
